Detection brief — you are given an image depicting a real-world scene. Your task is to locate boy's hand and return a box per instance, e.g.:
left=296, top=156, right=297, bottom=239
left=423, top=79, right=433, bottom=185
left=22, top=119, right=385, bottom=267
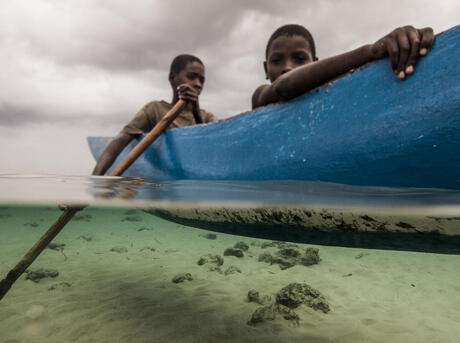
left=177, top=83, right=200, bottom=103
left=371, top=26, right=434, bottom=79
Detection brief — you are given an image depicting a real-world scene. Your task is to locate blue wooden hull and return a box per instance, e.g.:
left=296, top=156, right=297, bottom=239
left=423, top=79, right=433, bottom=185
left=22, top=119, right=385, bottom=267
left=88, top=25, right=460, bottom=189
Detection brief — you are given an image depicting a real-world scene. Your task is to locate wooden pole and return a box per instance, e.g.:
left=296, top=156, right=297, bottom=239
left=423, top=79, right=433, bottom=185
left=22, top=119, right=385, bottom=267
left=110, top=100, right=186, bottom=176
left=0, top=100, right=186, bottom=301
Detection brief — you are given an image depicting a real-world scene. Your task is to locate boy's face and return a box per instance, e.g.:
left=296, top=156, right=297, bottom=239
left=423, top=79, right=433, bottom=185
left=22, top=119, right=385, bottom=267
left=170, top=61, right=205, bottom=95
left=265, top=35, right=314, bottom=83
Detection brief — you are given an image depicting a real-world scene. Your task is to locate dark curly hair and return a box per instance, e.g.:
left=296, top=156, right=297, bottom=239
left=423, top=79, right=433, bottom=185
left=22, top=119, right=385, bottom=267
left=169, top=54, right=203, bottom=79
left=265, top=24, right=317, bottom=60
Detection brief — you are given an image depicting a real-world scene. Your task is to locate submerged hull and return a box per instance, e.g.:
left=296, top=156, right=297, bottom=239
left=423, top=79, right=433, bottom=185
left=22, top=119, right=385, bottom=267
left=88, top=25, right=460, bottom=189
left=85, top=177, right=460, bottom=254
left=144, top=205, right=460, bottom=254
left=133, top=180, right=460, bottom=254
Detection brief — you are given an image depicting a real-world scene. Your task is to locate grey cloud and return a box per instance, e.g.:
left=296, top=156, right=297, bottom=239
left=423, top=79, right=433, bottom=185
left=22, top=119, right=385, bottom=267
left=1, top=0, right=459, bottom=124
left=0, top=103, right=46, bottom=127
left=17, top=1, right=275, bottom=71
left=4, top=0, right=331, bottom=72
left=5, top=1, right=457, bottom=77
left=0, top=102, right=128, bottom=128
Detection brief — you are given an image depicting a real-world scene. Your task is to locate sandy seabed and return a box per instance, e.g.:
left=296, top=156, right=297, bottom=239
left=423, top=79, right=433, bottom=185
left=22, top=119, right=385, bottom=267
left=0, top=205, right=459, bottom=343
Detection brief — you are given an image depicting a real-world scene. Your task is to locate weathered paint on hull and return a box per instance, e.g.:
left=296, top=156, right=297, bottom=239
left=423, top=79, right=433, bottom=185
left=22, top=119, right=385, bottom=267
left=144, top=206, right=460, bottom=254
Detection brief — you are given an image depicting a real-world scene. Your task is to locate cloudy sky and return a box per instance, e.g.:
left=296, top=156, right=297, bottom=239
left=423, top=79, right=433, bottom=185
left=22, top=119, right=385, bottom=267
left=0, top=0, right=458, bottom=175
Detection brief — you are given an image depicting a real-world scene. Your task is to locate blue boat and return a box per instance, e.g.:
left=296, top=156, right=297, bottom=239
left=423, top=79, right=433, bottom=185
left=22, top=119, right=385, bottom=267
left=88, top=25, right=460, bottom=189
left=88, top=26, right=460, bottom=254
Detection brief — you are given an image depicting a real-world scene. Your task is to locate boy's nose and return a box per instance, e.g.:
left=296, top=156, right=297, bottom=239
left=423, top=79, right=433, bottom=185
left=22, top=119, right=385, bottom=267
left=281, top=62, right=294, bottom=74
left=191, top=79, right=202, bottom=90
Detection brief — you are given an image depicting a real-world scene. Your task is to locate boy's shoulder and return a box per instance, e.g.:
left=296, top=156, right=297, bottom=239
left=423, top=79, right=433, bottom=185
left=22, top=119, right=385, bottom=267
left=139, top=100, right=173, bottom=117
left=142, top=100, right=171, bottom=111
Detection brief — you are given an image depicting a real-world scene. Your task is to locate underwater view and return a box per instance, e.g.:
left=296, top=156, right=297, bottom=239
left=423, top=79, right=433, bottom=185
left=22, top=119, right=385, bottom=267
left=1, top=175, right=460, bottom=343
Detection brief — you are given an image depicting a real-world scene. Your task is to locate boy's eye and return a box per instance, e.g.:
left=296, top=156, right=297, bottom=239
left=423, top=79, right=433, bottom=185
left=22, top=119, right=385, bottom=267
left=294, top=54, right=308, bottom=61
left=294, top=52, right=311, bottom=63
left=186, top=73, right=204, bottom=85
left=269, top=54, right=282, bottom=64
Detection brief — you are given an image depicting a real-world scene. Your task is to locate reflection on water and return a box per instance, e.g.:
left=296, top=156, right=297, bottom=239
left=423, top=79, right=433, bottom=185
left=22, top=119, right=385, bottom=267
left=2, top=173, right=460, bottom=209
left=1, top=174, right=460, bottom=253
left=0, top=175, right=460, bottom=342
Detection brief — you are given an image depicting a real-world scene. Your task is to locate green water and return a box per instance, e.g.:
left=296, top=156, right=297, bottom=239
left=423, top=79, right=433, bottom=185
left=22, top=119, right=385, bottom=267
left=1, top=204, right=460, bottom=343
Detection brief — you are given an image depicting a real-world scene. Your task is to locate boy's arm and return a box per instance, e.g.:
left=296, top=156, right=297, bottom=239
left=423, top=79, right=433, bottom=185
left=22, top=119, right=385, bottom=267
left=252, top=26, right=434, bottom=109
left=91, top=132, right=136, bottom=176
left=252, top=45, right=376, bottom=109
left=192, top=101, right=203, bottom=124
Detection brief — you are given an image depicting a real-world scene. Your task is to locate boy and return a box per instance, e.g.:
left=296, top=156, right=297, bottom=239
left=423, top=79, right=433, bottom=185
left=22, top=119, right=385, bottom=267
left=252, top=24, right=434, bottom=109
left=92, top=54, right=217, bottom=175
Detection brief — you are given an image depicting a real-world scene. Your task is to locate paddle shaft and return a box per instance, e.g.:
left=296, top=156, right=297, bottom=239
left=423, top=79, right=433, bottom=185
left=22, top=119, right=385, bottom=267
left=0, top=100, right=186, bottom=301
left=110, top=100, right=186, bottom=176
left=0, top=208, right=80, bottom=300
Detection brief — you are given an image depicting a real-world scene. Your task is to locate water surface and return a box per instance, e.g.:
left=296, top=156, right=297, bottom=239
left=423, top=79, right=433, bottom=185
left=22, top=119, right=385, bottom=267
left=0, top=175, right=459, bottom=342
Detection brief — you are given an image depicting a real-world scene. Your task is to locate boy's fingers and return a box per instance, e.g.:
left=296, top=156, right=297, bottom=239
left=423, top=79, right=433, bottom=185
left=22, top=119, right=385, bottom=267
left=177, top=86, right=190, bottom=93
left=396, top=30, right=410, bottom=77
left=177, top=84, right=200, bottom=103
left=178, top=84, right=199, bottom=94
left=406, top=29, right=421, bottom=74
left=177, top=83, right=192, bottom=91
left=384, top=38, right=399, bottom=73
left=179, top=89, right=198, bottom=98
left=179, top=93, right=198, bottom=102
left=178, top=89, right=194, bottom=97
left=419, top=27, right=434, bottom=55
